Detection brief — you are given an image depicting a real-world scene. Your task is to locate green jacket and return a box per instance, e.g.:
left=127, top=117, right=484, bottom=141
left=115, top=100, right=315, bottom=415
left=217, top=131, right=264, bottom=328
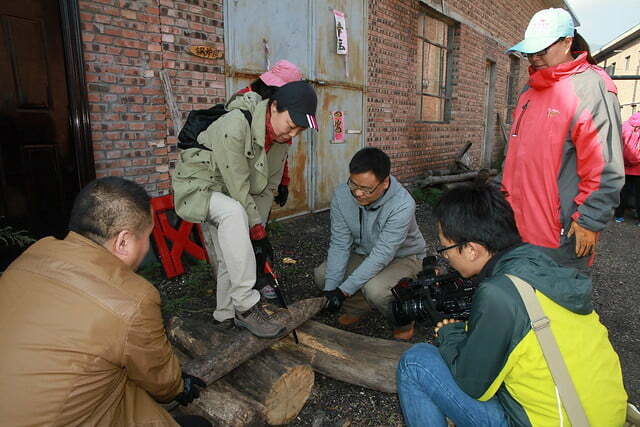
left=438, top=244, right=627, bottom=426
left=172, top=93, right=289, bottom=226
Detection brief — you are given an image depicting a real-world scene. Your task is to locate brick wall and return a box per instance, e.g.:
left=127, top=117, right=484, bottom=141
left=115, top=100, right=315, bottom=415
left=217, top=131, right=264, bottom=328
left=79, top=0, right=225, bottom=195
left=367, top=0, right=551, bottom=181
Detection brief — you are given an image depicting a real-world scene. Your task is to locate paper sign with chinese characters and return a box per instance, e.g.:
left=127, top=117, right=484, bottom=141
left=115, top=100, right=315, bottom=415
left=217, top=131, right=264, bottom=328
left=331, top=111, right=345, bottom=143
left=333, top=10, right=348, bottom=55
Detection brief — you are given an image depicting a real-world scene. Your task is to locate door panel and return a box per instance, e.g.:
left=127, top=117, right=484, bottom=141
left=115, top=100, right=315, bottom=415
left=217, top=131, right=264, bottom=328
left=313, top=0, right=365, bottom=85
left=311, top=0, right=365, bottom=209
left=312, top=86, right=363, bottom=208
left=0, top=0, right=77, bottom=238
left=225, top=0, right=311, bottom=75
left=224, top=0, right=366, bottom=216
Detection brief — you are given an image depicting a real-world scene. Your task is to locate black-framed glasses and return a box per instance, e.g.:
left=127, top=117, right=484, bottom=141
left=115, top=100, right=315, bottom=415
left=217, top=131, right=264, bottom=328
left=347, top=178, right=383, bottom=196
left=436, top=241, right=467, bottom=256
left=524, top=37, right=565, bottom=58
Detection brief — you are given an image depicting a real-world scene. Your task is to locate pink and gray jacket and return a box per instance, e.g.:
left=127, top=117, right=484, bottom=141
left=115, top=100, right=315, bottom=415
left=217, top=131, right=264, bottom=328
left=622, top=112, right=640, bottom=176
left=502, top=53, right=624, bottom=249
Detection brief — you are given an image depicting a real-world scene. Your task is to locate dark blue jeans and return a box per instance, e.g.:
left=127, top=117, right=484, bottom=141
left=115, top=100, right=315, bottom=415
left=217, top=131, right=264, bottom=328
left=397, top=343, right=509, bottom=427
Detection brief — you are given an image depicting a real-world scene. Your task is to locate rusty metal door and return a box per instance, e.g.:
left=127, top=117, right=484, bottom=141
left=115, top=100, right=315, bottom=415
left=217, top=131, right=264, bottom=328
left=224, top=0, right=366, bottom=217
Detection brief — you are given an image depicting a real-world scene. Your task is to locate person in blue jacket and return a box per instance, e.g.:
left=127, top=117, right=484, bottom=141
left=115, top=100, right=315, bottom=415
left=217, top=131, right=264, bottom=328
left=315, top=147, right=427, bottom=340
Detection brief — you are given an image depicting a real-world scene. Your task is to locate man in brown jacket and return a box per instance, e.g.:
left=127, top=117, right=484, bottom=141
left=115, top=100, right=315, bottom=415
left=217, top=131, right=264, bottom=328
left=0, top=177, right=209, bottom=426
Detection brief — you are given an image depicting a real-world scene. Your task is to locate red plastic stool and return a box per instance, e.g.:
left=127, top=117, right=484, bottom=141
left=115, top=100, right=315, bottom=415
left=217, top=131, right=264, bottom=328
left=151, top=194, right=209, bottom=278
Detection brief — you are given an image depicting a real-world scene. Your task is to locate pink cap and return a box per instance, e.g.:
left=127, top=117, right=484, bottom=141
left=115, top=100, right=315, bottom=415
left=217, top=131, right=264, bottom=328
left=259, top=60, right=302, bottom=87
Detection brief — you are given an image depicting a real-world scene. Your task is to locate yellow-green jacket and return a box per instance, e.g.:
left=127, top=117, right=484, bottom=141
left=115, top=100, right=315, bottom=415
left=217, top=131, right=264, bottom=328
left=172, top=92, right=288, bottom=226
left=438, top=244, right=627, bottom=426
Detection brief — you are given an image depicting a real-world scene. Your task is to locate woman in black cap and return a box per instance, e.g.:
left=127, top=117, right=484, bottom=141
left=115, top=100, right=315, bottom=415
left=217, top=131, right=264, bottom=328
left=172, top=81, right=317, bottom=338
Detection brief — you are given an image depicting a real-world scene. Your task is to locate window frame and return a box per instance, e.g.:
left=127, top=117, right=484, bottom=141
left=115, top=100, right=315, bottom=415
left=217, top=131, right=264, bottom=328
left=415, top=11, right=455, bottom=123
left=505, top=55, right=521, bottom=124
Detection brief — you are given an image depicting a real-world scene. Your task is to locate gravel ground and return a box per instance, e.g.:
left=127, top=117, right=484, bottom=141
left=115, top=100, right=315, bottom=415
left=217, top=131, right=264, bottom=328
left=150, top=201, right=639, bottom=426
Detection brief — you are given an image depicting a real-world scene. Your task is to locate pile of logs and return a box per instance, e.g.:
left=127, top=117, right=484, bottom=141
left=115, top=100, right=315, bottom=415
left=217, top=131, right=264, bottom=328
left=168, top=297, right=412, bottom=425
left=414, top=141, right=497, bottom=189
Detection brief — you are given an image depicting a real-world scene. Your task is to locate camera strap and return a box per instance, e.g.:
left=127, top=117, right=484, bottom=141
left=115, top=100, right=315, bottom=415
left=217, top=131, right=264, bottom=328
left=505, top=274, right=589, bottom=427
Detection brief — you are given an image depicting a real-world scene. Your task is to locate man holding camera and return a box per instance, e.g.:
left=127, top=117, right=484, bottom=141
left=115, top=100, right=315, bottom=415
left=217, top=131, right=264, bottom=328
left=397, top=184, right=627, bottom=426
left=315, top=147, right=426, bottom=340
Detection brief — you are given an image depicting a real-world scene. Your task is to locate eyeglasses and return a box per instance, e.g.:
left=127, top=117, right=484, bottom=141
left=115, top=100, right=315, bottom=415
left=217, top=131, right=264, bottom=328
left=347, top=178, right=383, bottom=196
left=436, top=242, right=467, bottom=257
left=524, top=37, right=565, bottom=58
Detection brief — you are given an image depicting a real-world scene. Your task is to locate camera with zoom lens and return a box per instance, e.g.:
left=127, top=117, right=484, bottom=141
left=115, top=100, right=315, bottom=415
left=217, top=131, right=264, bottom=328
left=390, top=256, right=478, bottom=326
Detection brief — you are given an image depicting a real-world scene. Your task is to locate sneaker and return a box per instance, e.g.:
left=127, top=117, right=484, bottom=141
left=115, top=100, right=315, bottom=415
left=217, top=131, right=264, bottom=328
left=260, top=284, right=278, bottom=300
left=393, top=321, right=415, bottom=340
left=614, top=217, right=625, bottom=223
left=234, top=303, right=286, bottom=338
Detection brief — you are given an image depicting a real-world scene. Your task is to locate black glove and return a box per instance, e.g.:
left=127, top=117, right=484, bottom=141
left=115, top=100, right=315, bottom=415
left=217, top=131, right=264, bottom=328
left=274, top=184, right=289, bottom=207
left=174, top=373, right=207, bottom=406
left=252, top=236, right=274, bottom=274
left=324, top=289, right=346, bottom=312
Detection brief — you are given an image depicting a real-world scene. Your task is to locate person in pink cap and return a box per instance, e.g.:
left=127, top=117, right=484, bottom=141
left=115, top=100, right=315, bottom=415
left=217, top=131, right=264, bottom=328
left=235, top=60, right=303, bottom=104
left=614, top=112, right=640, bottom=223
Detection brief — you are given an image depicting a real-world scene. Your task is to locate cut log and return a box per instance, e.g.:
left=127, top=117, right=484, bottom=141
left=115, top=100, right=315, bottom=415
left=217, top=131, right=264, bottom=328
left=170, top=346, right=267, bottom=426
left=286, top=320, right=413, bottom=393
left=181, top=381, right=267, bottom=427
left=416, top=169, right=497, bottom=187
left=172, top=297, right=326, bottom=384
left=224, top=348, right=314, bottom=425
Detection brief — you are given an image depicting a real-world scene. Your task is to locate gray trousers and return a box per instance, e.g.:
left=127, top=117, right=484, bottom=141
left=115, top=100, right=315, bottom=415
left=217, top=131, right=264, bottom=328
left=533, top=232, right=591, bottom=276
left=207, top=192, right=260, bottom=322
left=314, top=252, right=422, bottom=324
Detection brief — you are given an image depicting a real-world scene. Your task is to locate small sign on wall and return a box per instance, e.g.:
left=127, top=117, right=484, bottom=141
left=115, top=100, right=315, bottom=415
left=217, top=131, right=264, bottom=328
left=331, top=110, right=345, bottom=143
left=187, top=45, right=224, bottom=60
left=333, top=10, right=348, bottom=55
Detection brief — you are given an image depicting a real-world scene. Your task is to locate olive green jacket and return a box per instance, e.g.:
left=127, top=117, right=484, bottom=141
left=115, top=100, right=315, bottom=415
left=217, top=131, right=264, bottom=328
left=172, top=93, right=289, bottom=226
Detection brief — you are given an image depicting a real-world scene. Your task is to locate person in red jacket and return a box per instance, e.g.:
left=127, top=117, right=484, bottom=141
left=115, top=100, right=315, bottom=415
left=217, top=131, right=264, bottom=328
left=614, top=112, right=640, bottom=223
left=502, top=8, right=624, bottom=273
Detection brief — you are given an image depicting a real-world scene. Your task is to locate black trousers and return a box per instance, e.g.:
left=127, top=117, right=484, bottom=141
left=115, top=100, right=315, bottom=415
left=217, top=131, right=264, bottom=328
left=615, top=174, right=640, bottom=217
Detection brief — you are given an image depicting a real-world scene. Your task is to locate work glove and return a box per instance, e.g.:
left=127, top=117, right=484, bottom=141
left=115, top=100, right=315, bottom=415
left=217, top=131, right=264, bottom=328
left=274, top=184, right=289, bottom=207
left=174, top=373, right=207, bottom=406
left=250, top=224, right=274, bottom=272
left=324, top=288, right=346, bottom=312
left=567, top=221, right=598, bottom=257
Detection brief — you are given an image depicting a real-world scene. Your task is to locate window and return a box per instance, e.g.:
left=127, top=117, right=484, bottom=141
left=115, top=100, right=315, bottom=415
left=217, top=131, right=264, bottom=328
left=505, top=55, right=520, bottom=123
left=416, top=13, right=453, bottom=122
left=607, top=62, right=616, bottom=76
left=625, top=56, right=631, bottom=71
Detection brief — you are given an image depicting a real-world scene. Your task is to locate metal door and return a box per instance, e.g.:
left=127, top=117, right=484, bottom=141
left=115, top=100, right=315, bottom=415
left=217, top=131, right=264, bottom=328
left=224, top=0, right=366, bottom=217
left=311, top=0, right=366, bottom=210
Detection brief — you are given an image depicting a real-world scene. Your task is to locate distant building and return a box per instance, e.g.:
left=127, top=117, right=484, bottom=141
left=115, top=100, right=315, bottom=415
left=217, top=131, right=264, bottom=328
left=594, top=24, right=640, bottom=122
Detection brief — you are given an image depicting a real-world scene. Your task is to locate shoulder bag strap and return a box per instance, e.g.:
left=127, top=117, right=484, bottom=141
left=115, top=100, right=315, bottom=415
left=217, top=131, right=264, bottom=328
left=505, top=274, right=590, bottom=427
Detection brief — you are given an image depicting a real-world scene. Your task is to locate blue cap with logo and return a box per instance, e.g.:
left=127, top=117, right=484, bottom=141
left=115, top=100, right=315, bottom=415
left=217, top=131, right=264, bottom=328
left=508, top=8, right=575, bottom=54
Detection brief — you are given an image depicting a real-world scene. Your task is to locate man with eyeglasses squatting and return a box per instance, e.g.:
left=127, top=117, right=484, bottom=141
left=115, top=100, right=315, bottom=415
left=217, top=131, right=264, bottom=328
left=501, top=8, right=623, bottom=273
left=315, top=147, right=426, bottom=340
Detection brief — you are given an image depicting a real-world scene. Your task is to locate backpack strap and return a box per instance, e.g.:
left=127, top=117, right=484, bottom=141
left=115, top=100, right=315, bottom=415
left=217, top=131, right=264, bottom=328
left=505, top=274, right=590, bottom=427
left=240, top=109, right=253, bottom=125
left=178, top=108, right=252, bottom=152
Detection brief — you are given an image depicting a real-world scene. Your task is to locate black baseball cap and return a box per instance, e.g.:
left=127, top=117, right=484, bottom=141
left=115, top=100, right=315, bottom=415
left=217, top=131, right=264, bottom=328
left=273, top=81, right=318, bottom=130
